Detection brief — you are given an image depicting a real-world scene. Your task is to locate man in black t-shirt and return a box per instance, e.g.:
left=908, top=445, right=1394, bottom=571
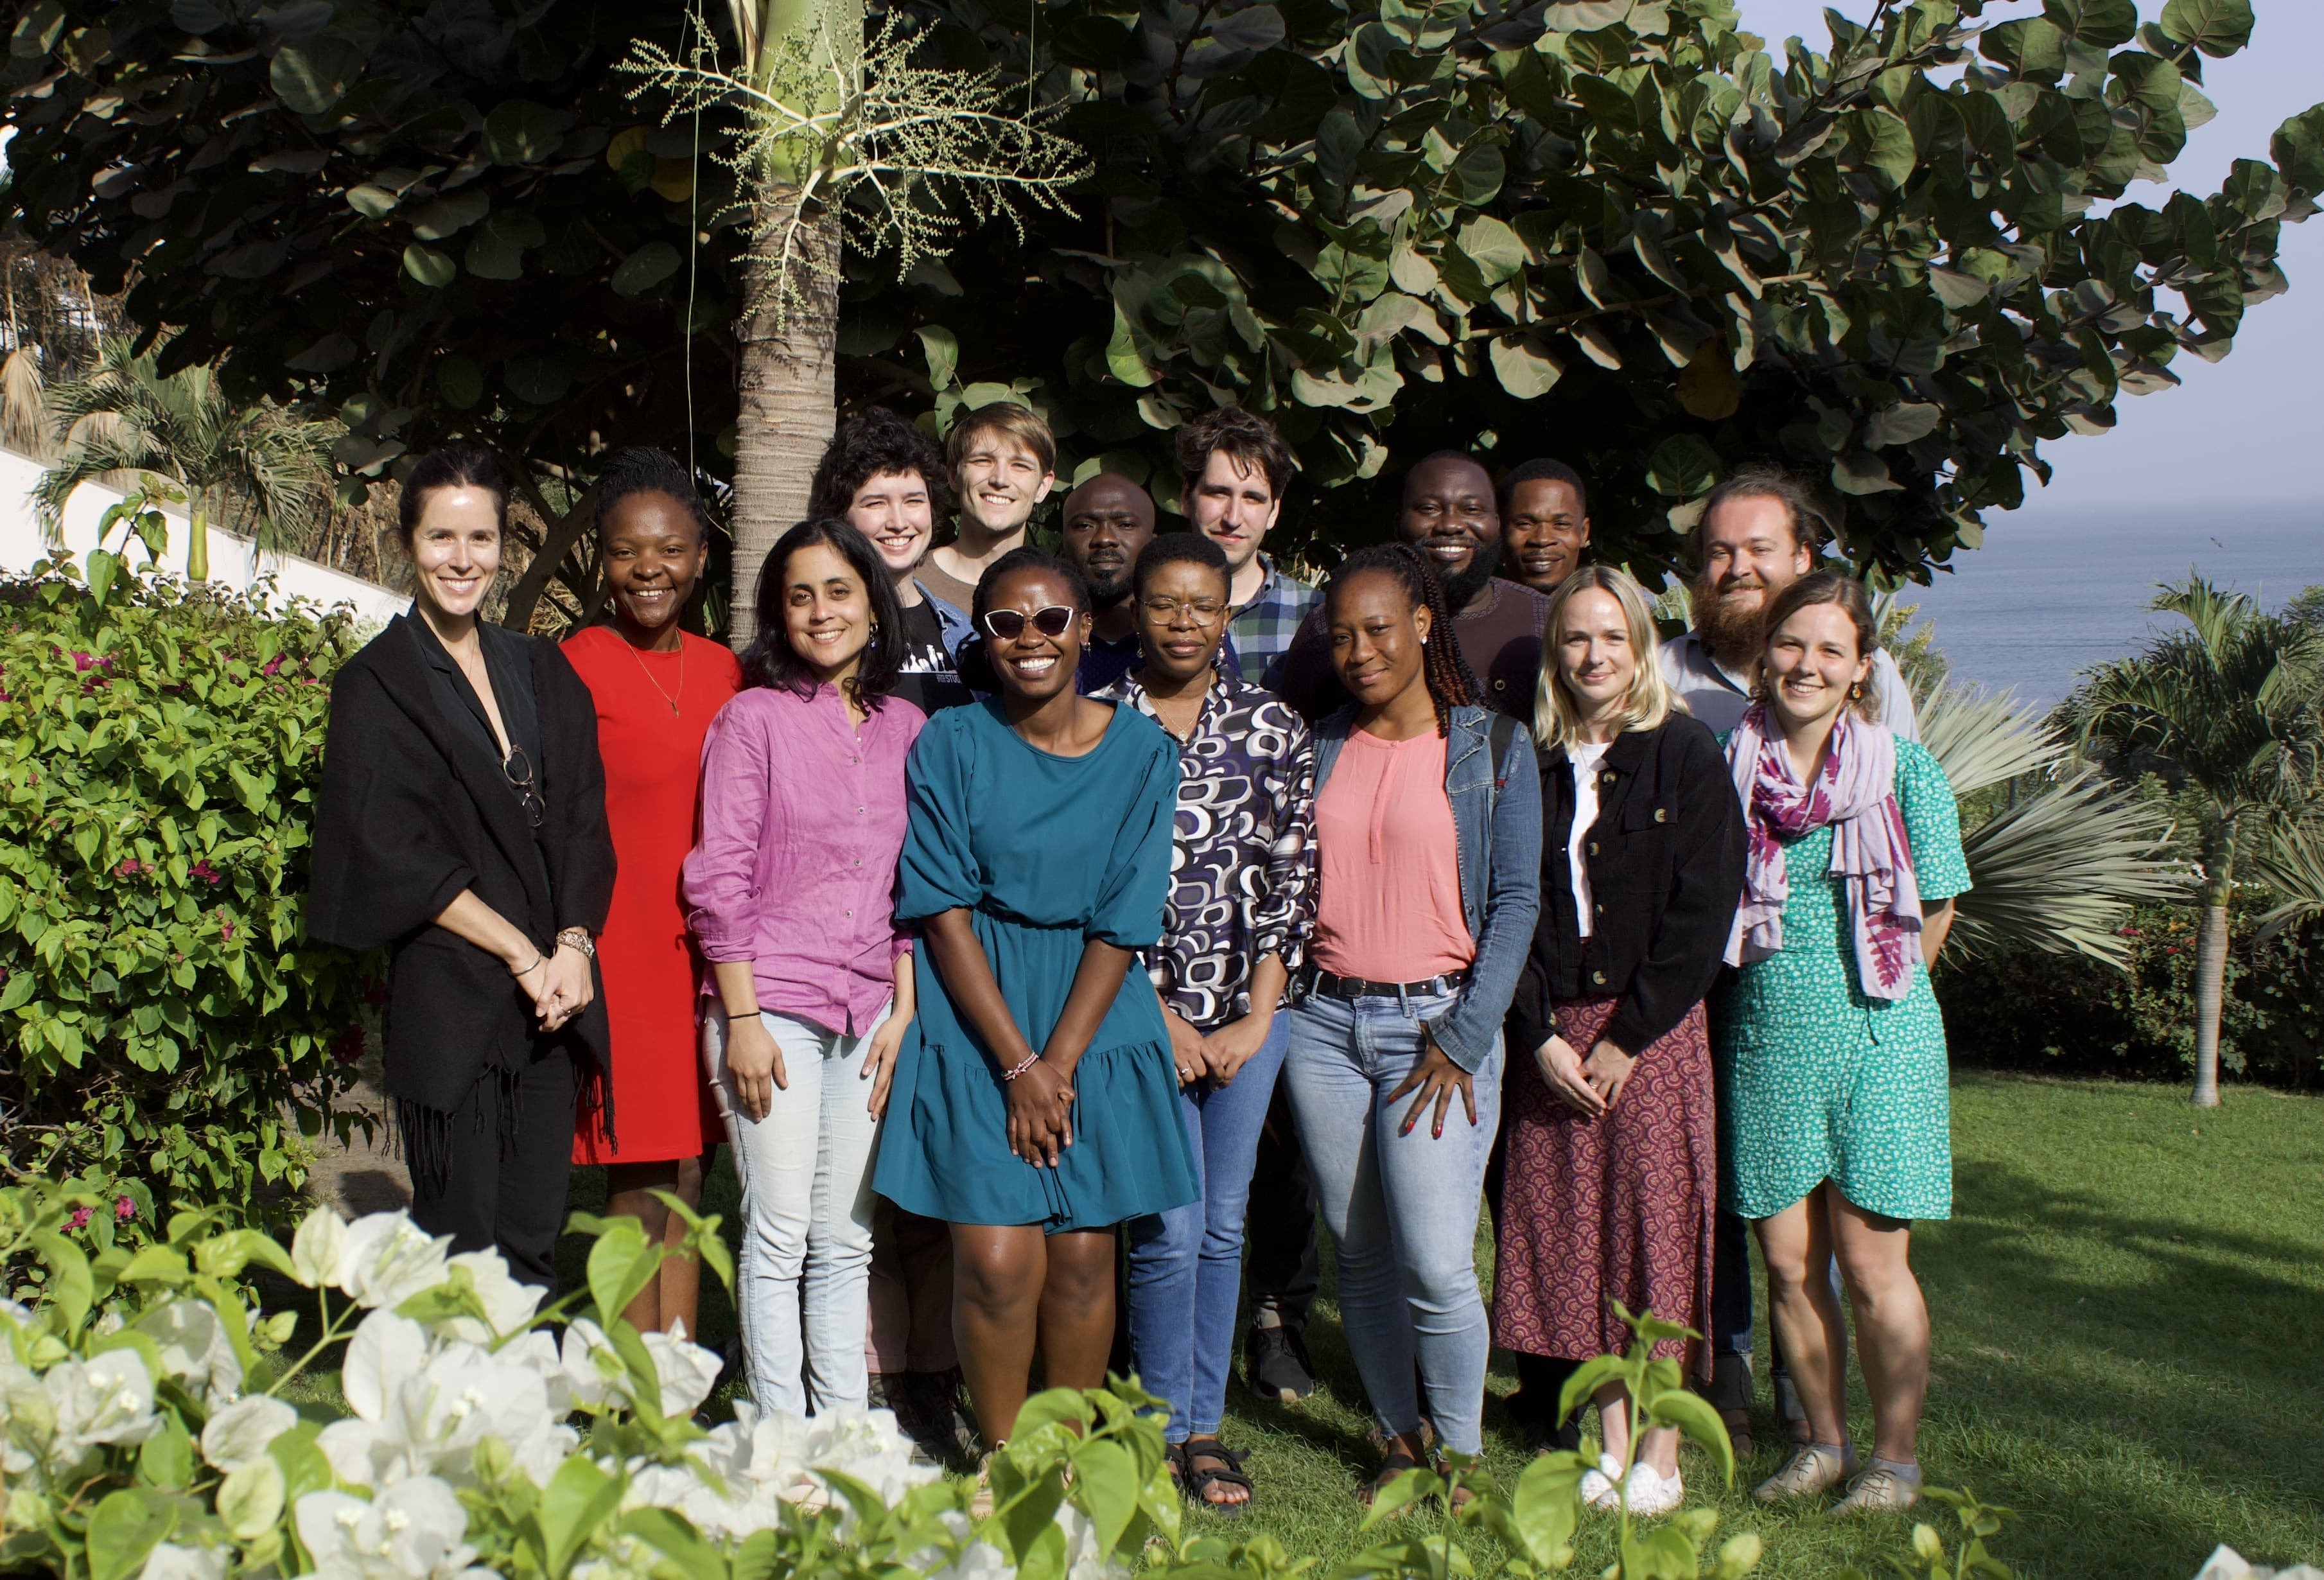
left=808, top=409, right=974, bottom=714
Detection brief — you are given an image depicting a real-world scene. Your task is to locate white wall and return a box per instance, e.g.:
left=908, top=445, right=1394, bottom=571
left=0, top=444, right=406, bottom=624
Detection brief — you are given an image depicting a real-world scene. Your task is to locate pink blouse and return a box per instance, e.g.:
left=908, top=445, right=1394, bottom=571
left=682, top=683, right=925, bottom=1037
left=1309, top=728, right=1475, bottom=982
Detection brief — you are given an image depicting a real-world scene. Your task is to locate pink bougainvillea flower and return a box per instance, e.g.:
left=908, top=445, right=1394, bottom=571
left=331, top=1024, right=366, bottom=1065
left=189, top=861, right=222, bottom=884
left=116, top=1195, right=135, bottom=1221
left=261, top=654, right=284, bottom=677
left=68, top=1206, right=92, bottom=1231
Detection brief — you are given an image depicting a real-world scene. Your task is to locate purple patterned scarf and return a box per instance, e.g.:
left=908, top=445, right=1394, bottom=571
left=1724, top=703, right=1923, bottom=1001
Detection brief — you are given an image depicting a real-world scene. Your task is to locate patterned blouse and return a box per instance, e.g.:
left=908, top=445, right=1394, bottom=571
left=1098, top=663, right=1318, bottom=1031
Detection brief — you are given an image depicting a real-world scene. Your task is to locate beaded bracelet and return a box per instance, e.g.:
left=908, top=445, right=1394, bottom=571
left=1000, top=1051, right=1042, bottom=1082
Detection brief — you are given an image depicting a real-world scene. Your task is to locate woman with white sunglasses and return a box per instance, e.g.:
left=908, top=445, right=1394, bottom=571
left=873, top=546, right=1198, bottom=1482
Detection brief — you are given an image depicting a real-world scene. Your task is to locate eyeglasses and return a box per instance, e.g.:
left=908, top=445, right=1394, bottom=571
left=981, top=605, right=1077, bottom=642
left=1139, top=596, right=1227, bottom=624
left=503, top=746, right=544, bottom=829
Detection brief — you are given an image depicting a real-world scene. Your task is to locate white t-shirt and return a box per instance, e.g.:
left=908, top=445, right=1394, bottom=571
left=1568, top=741, right=1611, bottom=939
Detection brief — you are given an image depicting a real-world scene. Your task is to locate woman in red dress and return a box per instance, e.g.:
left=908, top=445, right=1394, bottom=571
left=563, top=448, right=742, bottom=1336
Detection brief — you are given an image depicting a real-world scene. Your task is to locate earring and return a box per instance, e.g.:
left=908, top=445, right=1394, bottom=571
left=1848, top=681, right=1864, bottom=701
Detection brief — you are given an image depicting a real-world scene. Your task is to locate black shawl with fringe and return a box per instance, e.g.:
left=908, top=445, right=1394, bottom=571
left=307, top=614, right=616, bottom=1190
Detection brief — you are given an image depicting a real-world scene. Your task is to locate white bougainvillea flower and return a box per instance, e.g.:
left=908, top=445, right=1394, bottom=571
left=134, top=1301, right=243, bottom=1409
left=294, top=1477, right=494, bottom=1580
left=323, top=1312, right=569, bottom=1491
left=672, top=1403, right=936, bottom=1537
left=335, top=1215, right=454, bottom=1312
left=432, top=1252, right=545, bottom=1345
left=201, top=1395, right=299, bottom=1471
left=493, top=1331, right=573, bottom=1417
left=640, top=1329, right=723, bottom=1421
left=139, top=1541, right=228, bottom=1580
left=0, top=1353, right=50, bottom=1480
left=291, top=1206, right=351, bottom=1290
left=40, top=1349, right=159, bottom=1471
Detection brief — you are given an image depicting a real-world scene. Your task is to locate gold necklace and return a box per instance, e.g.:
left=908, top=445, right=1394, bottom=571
left=624, top=635, right=685, bottom=716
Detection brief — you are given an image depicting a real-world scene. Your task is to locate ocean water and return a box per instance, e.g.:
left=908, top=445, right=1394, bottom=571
left=1892, top=502, right=2324, bottom=707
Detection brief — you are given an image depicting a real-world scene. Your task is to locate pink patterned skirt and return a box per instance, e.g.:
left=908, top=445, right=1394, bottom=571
left=1491, top=996, right=1717, bottom=1375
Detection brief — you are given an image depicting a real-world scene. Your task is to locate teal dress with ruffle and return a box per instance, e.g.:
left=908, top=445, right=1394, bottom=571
left=873, top=698, right=1198, bottom=1231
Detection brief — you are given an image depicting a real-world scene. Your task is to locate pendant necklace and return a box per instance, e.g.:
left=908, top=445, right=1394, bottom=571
left=626, top=638, right=685, bottom=716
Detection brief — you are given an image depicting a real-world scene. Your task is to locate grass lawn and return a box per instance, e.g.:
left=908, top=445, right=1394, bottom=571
left=539, top=1073, right=2323, bottom=1579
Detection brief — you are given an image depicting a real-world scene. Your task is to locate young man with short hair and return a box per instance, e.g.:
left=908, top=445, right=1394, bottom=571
left=1499, top=459, right=1593, bottom=597
left=1056, top=473, right=1158, bottom=694
left=1659, top=464, right=1918, bottom=739
left=919, top=401, right=1058, bottom=614
left=808, top=407, right=974, bottom=715
left=1176, top=407, right=1313, bottom=688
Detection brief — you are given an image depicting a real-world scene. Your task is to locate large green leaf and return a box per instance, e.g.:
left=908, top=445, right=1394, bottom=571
left=269, top=39, right=360, bottom=116
left=2042, top=0, right=2137, bottom=48
left=2158, top=0, right=2255, bottom=57
left=1488, top=333, right=1563, bottom=398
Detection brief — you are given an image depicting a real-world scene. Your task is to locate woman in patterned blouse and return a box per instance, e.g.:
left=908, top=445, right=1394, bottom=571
left=1101, top=533, right=1317, bottom=1514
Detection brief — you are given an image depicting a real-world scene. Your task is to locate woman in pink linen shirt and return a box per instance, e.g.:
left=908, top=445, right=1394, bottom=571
left=682, top=520, right=925, bottom=1416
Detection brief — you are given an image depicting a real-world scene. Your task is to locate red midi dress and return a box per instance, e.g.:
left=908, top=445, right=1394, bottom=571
left=563, top=625, right=742, bottom=1165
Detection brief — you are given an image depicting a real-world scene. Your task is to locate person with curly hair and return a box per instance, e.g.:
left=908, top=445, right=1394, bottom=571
left=1286, top=543, right=1541, bottom=1503
left=809, top=407, right=974, bottom=714
left=563, top=447, right=743, bottom=1337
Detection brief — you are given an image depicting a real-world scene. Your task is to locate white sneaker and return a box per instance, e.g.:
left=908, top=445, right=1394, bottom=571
left=1578, top=1452, right=1625, bottom=1509
left=1622, top=1462, right=1684, bottom=1517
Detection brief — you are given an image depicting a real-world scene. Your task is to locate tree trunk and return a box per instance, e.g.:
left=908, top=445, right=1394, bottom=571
left=726, top=197, right=839, bottom=654
left=2190, top=836, right=2233, bottom=1109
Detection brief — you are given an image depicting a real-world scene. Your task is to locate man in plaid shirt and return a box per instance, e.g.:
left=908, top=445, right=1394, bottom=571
left=1177, top=408, right=1316, bottom=689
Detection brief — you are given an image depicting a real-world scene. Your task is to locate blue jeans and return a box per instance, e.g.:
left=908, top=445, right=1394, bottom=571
left=1284, top=989, right=1502, bottom=1456
left=1125, top=1012, right=1290, bottom=1441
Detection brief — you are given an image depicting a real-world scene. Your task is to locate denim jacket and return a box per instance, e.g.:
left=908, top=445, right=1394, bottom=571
left=1309, top=703, right=1542, bottom=1074
left=915, top=581, right=975, bottom=659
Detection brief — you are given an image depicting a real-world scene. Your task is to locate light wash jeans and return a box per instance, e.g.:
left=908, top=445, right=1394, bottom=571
left=1124, top=1012, right=1290, bottom=1442
left=703, top=1002, right=887, bottom=1417
left=1283, top=989, right=1502, bottom=1456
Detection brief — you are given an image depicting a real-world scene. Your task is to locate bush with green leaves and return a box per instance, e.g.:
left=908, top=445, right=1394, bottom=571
left=0, top=552, right=372, bottom=1221
left=1937, top=898, right=2323, bottom=1087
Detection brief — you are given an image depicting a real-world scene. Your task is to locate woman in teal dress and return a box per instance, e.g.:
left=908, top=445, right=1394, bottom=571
left=874, top=546, right=1198, bottom=1458
left=1711, top=573, right=1968, bottom=1515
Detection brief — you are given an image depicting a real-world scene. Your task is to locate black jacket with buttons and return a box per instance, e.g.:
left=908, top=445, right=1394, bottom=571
left=1506, top=713, right=1746, bottom=1062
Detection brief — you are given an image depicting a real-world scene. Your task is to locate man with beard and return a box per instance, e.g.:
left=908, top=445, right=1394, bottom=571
left=1271, top=452, right=1551, bottom=721
left=1656, top=462, right=1914, bottom=1459
left=1057, top=473, right=1158, bottom=693
left=1659, top=464, right=1918, bottom=739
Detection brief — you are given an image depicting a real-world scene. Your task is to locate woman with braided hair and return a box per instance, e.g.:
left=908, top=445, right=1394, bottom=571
left=1284, top=542, right=1542, bottom=1502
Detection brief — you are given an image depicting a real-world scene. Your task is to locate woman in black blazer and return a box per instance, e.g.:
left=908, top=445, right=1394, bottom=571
left=1490, top=566, right=1745, bottom=1515
left=308, top=450, right=615, bottom=1286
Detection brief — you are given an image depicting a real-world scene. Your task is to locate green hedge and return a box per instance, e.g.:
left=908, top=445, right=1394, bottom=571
left=0, top=572, right=374, bottom=1221
left=1937, top=902, right=2324, bottom=1088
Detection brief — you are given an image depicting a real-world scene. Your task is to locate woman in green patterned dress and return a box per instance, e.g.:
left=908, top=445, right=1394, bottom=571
left=1713, top=572, right=1968, bottom=1514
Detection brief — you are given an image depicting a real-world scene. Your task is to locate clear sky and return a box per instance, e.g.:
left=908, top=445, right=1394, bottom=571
left=1740, top=0, right=2324, bottom=515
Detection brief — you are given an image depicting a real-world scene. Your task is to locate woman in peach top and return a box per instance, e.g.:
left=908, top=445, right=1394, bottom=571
left=1284, top=543, right=1541, bottom=1502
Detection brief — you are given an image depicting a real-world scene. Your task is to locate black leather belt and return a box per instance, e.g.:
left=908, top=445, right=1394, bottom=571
left=1301, top=967, right=1471, bottom=1001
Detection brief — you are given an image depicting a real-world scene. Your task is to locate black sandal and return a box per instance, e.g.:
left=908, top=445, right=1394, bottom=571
left=1182, top=1437, right=1252, bottom=1518
left=1360, top=1447, right=1424, bottom=1508
left=1164, top=1440, right=1187, bottom=1495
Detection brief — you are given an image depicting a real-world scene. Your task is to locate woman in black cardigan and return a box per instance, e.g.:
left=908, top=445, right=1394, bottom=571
left=1490, top=566, right=1744, bottom=1514
left=308, top=450, right=616, bottom=1286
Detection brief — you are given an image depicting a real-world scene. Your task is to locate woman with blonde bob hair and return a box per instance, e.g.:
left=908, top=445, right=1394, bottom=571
left=1493, top=565, right=1745, bottom=1513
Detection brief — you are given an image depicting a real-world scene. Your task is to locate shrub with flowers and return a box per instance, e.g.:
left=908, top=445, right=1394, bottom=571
left=0, top=1175, right=1779, bottom=1580
left=0, top=565, right=376, bottom=1221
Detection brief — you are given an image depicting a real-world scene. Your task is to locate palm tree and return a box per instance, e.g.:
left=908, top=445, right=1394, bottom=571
left=624, top=5, right=1083, bottom=648
left=2064, top=574, right=2324, bottom=1107
left=32, top=336, right=336, bottom=584
left=1916, top=681, right=2183, bottom=969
